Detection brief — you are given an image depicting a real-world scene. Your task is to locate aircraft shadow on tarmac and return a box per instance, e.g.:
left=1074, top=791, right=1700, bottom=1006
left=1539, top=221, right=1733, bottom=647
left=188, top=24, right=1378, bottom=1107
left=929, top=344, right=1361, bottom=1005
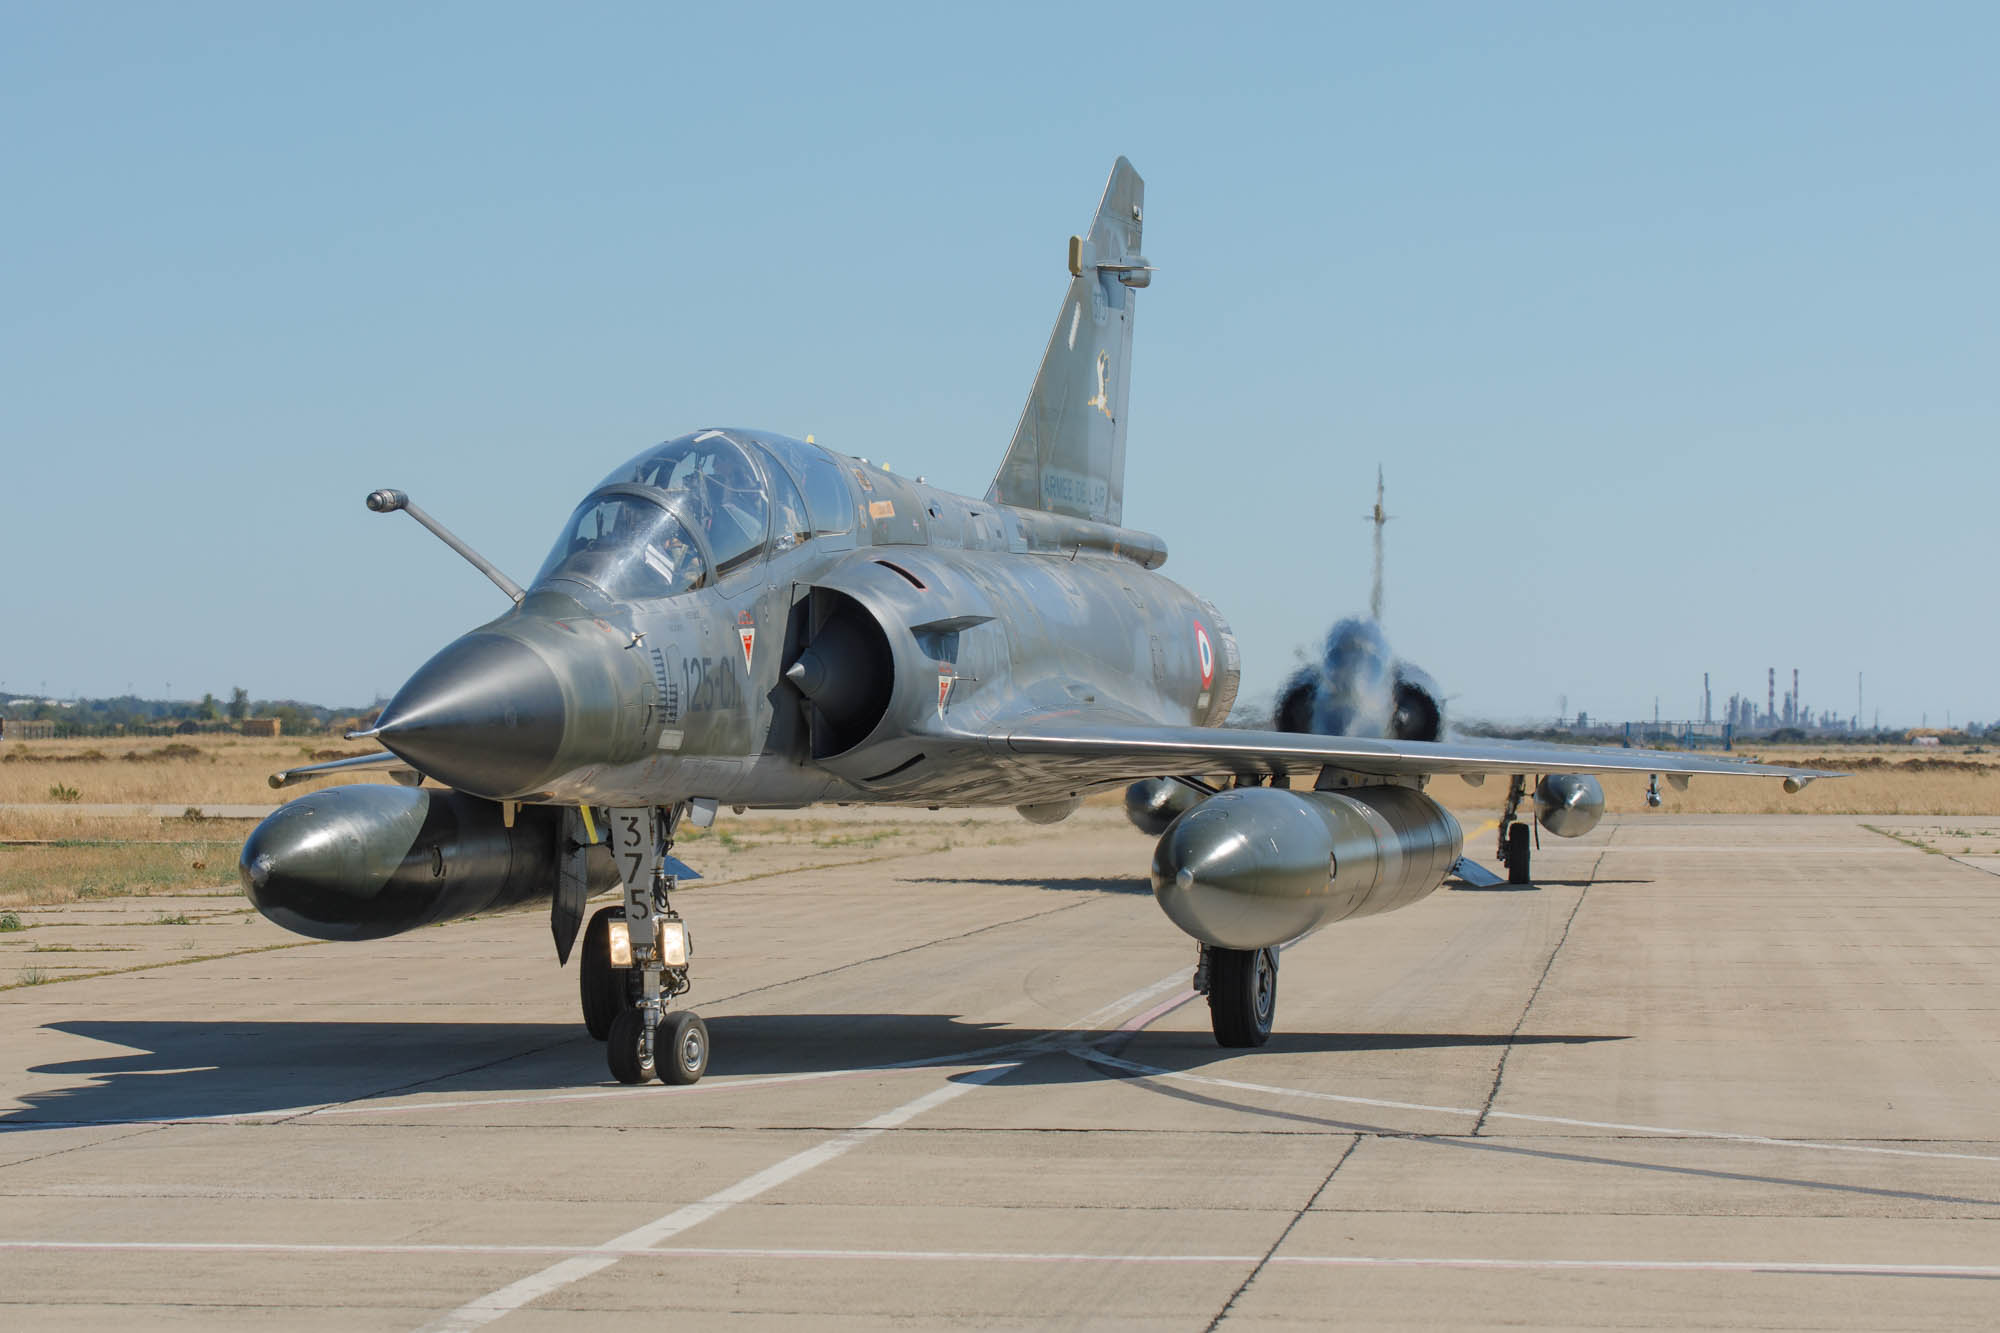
left=904, top=875, right=1151, bottom=895
left=6, top=1017, right=1627, bottom=1130
left=901, top=874, right=1658, bottom=895
left=1446, top=878, right=1652, bottom=892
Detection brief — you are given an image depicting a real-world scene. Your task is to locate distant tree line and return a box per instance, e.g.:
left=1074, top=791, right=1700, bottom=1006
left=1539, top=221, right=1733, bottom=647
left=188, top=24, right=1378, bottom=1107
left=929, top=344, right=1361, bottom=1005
left=0, top=689, right=380, bottom=739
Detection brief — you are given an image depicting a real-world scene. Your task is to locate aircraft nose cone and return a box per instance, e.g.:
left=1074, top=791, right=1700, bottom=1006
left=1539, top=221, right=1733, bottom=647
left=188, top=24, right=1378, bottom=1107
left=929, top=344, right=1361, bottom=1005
left=371, top=633, right=567, bottom=798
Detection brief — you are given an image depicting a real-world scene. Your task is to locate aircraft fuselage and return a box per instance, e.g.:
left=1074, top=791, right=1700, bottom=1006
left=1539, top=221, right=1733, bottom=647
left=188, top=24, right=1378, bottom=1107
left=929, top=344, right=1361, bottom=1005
left=368, top=429, right=1240, bottom=813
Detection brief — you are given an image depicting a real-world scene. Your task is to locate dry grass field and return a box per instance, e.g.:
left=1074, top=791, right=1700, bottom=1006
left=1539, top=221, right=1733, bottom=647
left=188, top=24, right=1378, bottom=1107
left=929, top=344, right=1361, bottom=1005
left=0, top=737, right=399, bottom=910
left=0, top=736, right=1039, bottom=911
left=1422, top=744, right=1999, bottom=818
left=0, top=737, right=387, bottom=910
left=2, top=734, right=1992, bottom=912
left=0, top=735, right=394, bottom=807
left=1580, top=743, right=1996, bottom=817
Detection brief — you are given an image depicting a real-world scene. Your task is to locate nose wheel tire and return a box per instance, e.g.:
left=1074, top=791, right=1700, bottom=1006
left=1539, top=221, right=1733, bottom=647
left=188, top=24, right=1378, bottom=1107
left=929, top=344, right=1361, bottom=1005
left=605, top=1008, right=709, bottom=1085
left=661, top=1011, right=710, bottom=1085
left=579, top=906, right=631, bottom=1041
left=1209, top=946, right=1277, bottom=1048
left=606, top=1007, right=657, bottom=1084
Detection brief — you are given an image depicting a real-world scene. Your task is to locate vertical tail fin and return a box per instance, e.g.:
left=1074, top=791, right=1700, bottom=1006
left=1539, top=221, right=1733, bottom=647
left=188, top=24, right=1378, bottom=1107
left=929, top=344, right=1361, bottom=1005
left=986, top=157, right=1147, bottom=526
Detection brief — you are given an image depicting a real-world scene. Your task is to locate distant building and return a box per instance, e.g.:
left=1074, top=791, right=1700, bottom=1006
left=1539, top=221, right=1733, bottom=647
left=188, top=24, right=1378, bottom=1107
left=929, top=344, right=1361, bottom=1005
left=0, top=719, right=55, bottom=740
left=241, top=718, right=282, bottom=738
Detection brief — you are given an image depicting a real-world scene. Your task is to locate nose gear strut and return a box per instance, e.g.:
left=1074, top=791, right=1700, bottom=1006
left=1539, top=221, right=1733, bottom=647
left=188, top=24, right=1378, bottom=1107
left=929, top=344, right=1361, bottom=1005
left=601, top=804, right=708, bottom=1084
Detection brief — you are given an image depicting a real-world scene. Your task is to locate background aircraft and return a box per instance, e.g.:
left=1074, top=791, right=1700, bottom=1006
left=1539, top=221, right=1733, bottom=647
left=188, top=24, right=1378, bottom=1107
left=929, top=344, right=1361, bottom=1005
left=1167, top=466, right=1604, bottom=886
left=240, top=159, right=1823, bottom=1086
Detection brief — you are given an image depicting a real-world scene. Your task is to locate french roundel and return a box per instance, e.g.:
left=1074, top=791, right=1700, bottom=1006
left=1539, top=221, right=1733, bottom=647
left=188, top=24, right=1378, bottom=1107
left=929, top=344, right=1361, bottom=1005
left=1194, top=622, right=1214, bottom=688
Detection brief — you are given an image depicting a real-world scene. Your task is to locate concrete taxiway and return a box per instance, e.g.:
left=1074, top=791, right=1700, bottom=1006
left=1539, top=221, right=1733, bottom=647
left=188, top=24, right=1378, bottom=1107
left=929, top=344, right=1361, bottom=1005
left=3, top=809, right=1997, bottom=1329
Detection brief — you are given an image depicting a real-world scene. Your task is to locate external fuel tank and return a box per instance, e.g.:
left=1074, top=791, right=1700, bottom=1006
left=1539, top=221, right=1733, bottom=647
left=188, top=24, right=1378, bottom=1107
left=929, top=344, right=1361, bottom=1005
left=1150, top=785, right=1463, bottom=950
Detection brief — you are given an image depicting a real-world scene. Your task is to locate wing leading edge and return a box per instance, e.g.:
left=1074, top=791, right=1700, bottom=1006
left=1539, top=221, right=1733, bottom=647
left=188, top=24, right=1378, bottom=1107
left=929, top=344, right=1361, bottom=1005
left=994, top=721, right=1836, bottom=789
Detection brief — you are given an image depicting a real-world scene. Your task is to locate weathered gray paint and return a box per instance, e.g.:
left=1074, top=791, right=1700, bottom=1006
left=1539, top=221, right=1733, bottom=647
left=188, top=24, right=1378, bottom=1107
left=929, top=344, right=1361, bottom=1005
left=987, top=157, right=1146, bottom=527
left=242, top=157, right=1829, bottom=974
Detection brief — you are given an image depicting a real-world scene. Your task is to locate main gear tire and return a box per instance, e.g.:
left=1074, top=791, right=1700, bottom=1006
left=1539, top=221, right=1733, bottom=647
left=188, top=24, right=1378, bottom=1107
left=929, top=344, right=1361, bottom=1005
left=1209, top=946, right=1277, bottom=1048
left=580, top=906, right=630, bottom=1041
left=1506, top=822, right=1532, bottom=885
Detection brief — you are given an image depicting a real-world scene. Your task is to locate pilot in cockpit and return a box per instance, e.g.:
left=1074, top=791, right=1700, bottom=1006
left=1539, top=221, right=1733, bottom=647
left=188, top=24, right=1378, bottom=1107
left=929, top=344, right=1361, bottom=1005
left=691, top=447, right=769, bottom=568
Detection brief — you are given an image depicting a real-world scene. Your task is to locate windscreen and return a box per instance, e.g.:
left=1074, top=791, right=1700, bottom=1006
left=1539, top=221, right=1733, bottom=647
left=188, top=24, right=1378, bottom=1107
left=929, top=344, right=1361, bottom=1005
left=601, top=433, right=771, bottom=574
left=532, top=493, right=707, bottom=600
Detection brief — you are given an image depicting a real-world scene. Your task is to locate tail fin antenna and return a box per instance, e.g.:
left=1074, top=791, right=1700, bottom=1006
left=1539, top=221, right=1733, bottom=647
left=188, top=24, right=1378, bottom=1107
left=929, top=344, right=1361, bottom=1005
left=986, top=157, right=1147, bottom=526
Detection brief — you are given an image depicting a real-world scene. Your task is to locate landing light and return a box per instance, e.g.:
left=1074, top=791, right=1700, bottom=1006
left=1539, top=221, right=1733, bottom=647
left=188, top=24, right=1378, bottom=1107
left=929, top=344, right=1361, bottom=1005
left=608, top=920, right=632, bottom=967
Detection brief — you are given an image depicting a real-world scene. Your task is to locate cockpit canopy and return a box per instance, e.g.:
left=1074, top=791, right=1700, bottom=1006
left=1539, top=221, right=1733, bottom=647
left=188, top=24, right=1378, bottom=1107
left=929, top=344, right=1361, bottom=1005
left=533, top=490, right=709, bottom=601
left=601, top=433, right=773, bottom=575
left=532, top=429, right=856, bottom=602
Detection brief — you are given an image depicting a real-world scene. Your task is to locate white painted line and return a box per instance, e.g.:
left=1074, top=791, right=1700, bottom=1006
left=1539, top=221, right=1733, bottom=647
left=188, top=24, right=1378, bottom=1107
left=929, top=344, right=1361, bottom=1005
left=1077, top=1049, right=2000, bottom=1165
left=414, top=965, right=1194, bottom=1331
left=1059, top=969, right=1192, bottom=1032
left=3, top=1240, right=1995, bottom=1279
left=416, top=1061, right=1021, bottom=1332
left=1118, top=988, right=1197, bottom=1033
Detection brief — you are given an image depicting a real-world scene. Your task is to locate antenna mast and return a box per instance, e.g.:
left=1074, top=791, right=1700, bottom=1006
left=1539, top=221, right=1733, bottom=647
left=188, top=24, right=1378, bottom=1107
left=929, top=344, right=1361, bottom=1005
left=1367, top=465, right=1391, bottom=622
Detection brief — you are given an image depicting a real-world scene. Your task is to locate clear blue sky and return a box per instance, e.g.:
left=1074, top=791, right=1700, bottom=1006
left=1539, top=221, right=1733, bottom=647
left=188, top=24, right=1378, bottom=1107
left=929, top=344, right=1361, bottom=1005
left=3, top=3, right=1993, bottom=727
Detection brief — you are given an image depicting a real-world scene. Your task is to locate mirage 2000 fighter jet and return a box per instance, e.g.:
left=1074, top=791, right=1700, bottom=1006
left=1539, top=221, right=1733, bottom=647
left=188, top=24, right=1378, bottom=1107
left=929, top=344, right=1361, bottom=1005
left=241, top=159, right=1826, bottom=1086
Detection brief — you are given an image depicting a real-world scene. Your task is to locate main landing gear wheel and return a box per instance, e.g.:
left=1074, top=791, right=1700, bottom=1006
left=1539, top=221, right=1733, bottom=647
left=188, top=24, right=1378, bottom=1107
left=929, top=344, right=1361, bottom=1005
left=606, top=1007, right=657, bottom=1085
left=660, top=1011, right=710, bottom=1085
left=1505, top=822, right=1532, bottom=885
left=1498, top=774, right=1532, bottom=886
left=1209, top=946, right=1278, bottom=1048
left=579, top=906, right=630, bottom=1041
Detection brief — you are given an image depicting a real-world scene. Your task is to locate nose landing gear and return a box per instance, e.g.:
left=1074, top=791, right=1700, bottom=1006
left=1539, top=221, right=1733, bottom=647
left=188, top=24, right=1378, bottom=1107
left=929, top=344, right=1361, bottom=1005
left=594, top=804, right=707, bottom=1085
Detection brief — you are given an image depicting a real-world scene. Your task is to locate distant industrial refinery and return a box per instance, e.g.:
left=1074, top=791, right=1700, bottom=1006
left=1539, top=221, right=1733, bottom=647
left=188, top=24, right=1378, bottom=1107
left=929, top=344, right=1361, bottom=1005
left=1538, top=667, right=1989, bottom=749
left=1710, top=667, right=1856, bottom=733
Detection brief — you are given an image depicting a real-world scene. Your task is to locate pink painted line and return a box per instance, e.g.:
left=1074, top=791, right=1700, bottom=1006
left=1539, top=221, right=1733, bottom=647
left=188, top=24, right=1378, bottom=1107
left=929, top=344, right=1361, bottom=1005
left=1, top=1241, right=1993, bottom=1279
left=1120, top=988, right=1197, bottom=1033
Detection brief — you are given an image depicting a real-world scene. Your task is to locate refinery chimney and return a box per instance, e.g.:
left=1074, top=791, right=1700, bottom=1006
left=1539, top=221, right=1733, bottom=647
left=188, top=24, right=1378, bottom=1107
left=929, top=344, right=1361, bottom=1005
left=1768, top=668, right=1775, bottom=726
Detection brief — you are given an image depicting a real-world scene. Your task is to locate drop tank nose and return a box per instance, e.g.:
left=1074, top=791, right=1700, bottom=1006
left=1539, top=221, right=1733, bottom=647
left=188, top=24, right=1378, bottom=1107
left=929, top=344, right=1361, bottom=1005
left=240, top=784, right=610, bottom=941
left=240, top=785, right=431, bottom=939
left=1152, top=789, right=1334, bottom=949
left=368, top=633, right=568, bottom=798
left=1150, top=786, right=1463, bottom=950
